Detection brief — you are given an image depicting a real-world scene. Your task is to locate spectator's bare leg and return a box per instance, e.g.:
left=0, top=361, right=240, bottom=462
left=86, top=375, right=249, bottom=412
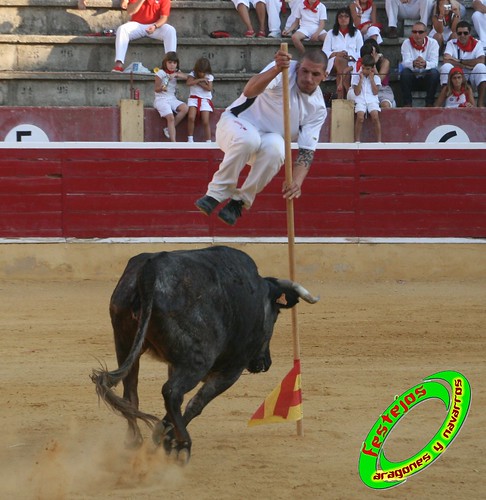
left=237, top=5, right=254, bottom=33
left=334, top=56, right=349, bottom=99
left=78, top=0, right=87, bottom=9
left=255, top=2, right=267, bottom=34
left=291, top=32, right=306, bottom=54
left=166, top=113, right=177, bottom=142
left=187, top=107, right=197, bottom=139
left=354, top=111, right=364, bottom=142
left=370, top=110, right=381, bottom=142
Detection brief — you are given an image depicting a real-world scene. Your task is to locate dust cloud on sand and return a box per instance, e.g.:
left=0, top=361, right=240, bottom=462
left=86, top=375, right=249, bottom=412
left=0, top=279, right=484, bottom=499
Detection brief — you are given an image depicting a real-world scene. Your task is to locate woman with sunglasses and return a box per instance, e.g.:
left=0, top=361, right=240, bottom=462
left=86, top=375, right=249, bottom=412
left=322, top=6, right=363, bottom=99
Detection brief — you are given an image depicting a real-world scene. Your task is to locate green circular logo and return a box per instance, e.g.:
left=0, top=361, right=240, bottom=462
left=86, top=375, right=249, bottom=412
left=358, top=370, right=471, bottom=489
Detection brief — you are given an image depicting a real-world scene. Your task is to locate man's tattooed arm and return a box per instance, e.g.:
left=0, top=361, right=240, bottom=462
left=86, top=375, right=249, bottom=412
left=295, top=148, right=315, bottom=170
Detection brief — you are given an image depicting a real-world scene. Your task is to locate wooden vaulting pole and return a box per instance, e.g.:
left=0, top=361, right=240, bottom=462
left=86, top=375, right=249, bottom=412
left=280, top=42, right=303, bottom=437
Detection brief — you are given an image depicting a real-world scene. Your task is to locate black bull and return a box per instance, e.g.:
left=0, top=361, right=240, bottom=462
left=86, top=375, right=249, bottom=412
left=91, top=246, right=319, bottom=463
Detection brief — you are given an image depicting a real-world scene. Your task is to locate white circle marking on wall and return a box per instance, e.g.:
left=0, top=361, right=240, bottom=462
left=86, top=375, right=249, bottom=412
left=425, top=125, right=470, bottom=143
left=4, top=124, right=50, bottom=142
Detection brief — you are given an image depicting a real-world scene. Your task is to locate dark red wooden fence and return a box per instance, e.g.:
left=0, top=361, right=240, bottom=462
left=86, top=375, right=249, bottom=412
left=0, top=147, right=485, bottom=238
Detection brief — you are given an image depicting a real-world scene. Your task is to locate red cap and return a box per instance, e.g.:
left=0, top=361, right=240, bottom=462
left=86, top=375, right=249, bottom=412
left=450, top=67, right=464, bottom=76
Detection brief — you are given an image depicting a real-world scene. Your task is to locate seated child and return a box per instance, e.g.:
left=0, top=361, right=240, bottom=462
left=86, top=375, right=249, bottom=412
left=351, top=54, right=381, bottom=142
left=434, top=67, right=476, bottom=107
left=186, top=57, right=214, bottom=142
left=154, top=52, right=188, bottom=142
left=282, top=0, right=328, bottom=54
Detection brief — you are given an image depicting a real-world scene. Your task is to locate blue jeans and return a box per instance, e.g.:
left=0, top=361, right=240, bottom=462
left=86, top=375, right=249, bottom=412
left=400, top=68, right=440, bottom=106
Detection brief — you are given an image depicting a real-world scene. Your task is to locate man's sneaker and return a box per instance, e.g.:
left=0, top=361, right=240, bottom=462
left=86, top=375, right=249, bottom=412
left=111, top=66, right=123, bottom=73
left=218, top=199, right=244, bottom=226
left=268, top=31, right=281, bottom=38
left=386, top=27, right=398, bottom=39
left=163, top=127, right=170, bottom=139
left=195, top=195, right=220, bottom=215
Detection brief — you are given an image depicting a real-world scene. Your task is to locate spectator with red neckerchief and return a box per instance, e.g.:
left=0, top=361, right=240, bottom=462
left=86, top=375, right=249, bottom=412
left=322, top=7, right=363, bottom=99
left=282, top=0, right=328, bottom=54
left=440, top=20, right=486, bottom=106
left=399, top=21, right=440, bottom=106
left=154, top=51, right=188, bottom=142
left=186, top=57, right=214, bottom=143
left=112, top=0, right=177, bottom=73
left=430, top=0, right=462, bottom=51
left=434, top=67, right=475, bottom=107
left=350, top=0, right=383, bottom=45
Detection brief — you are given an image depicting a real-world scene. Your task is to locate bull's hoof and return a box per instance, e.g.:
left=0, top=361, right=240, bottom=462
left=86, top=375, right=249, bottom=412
left=152, top=419, right=174, bottom=450
left=174, top=446, right=190, bottom=466
left=152, top=420, right=191, bottom=464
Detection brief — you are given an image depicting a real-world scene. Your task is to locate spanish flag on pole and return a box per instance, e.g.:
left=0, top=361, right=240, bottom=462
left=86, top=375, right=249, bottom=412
left=248, top=359, right=303, bottom=426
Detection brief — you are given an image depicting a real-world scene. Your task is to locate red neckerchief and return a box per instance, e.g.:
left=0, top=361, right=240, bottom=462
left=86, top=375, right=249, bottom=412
left=360, top=0, right=373, bottom=10
left=304, top=0, right=318, bottom=13
left=340, top=28, right=349, bottom=36
left=452, top=86, right=465, bottom=101
left=165, top=69, right=175, bottom=74
left=409, top=35, right=428, bottom=52
left=457, top=36, right=478, bottom=52
left=356, top=57, right=362, bottom=72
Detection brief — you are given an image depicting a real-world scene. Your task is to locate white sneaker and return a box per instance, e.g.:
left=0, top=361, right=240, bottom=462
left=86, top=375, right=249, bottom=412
left=187, top=136, right=194, bottom=143
left=163, top=127, right=170, bottom=139
left=268, top=31, right=281, bottom=38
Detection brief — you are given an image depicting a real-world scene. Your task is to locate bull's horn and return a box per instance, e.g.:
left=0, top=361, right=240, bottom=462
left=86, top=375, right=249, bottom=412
left=276, top=279, right=320, bottom=304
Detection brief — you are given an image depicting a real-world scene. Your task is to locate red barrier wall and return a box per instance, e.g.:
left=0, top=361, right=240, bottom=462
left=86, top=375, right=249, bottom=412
left=0, top=145, right=485, bottom=238
left=1, top=107, right=486, bottom=142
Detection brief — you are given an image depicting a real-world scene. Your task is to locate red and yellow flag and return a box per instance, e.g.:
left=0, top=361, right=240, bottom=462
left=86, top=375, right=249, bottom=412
left=248, top=359, right=303, bottom=426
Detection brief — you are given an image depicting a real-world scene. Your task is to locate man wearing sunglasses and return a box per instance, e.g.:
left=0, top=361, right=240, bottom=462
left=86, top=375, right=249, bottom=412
left=440, top=20, right=486, bottom=106
left=385, top=0, right=435, bottom=39
left=399, top=22, right=440, bottom=106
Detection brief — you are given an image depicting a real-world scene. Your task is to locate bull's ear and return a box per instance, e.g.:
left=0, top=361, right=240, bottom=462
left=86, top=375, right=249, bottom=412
left=276, top=293, right=287, bottom=305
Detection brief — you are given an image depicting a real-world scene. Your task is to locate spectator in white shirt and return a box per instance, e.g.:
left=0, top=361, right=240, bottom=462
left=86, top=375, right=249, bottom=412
left=400, top=22, right=440, bottom=106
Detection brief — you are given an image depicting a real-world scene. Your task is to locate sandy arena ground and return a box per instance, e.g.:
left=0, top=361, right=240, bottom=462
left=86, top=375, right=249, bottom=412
left=0, top=244, right=485, bottom=499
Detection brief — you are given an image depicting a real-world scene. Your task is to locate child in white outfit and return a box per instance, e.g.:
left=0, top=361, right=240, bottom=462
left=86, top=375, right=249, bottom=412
left=153, top=52, right=188, bottom=142
left=351, top=54, right=381, bottom=141
left=282, top=0, right=327, bottom=54
left=186, top=57, right=214, bottom=142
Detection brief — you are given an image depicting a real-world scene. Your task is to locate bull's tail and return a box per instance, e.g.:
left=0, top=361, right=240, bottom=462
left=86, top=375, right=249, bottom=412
left=91, top=257, right=160, bottom=429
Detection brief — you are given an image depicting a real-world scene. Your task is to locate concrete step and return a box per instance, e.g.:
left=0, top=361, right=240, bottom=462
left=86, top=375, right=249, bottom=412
left=0, top=70, right=250, bottom=107
left=0, top=0, right=477, bottom=109
left=1, top=0, right=391, bottom=36
left=0, top=34, right=308, bottom=72
left=0, top=33, right=403, bottom=107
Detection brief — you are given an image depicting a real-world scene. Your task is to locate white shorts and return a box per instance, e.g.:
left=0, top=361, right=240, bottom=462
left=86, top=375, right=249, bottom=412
left=188, top=96, right=214, bottom=112
left=154, top=95, right=185, bottom=117
left=355, top=99, right=381, bottom=114
left=295, top=27, right=327, bottom=39
left=230, top=0, right=264, bottom=8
